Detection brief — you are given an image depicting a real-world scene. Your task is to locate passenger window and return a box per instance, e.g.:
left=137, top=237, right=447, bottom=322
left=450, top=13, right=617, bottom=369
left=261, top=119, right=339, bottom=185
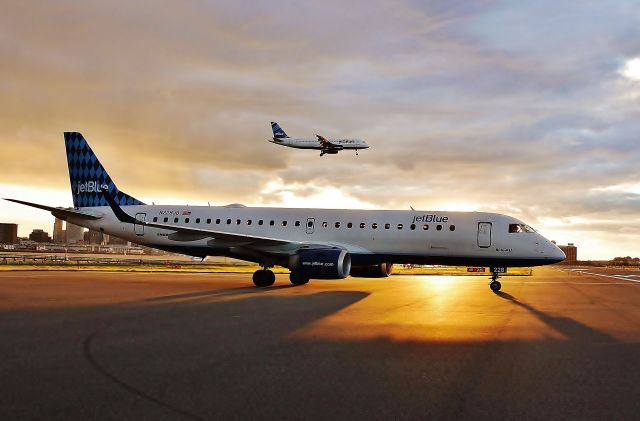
left=185, top=218, right=190, bottom=223
left=270, top=220, right=275, bottom=226
left=347, top=222, right=353, bottom=228
left=397, top=224, right=403, bottom=229
left=227, top=219, right=231, bottom=224
left=215, top=219, right=220, bottom=224
left=153, top=217, right=158, bottom=222
left=360, top=222, right=365, bottom=229
left=322, top=222, right=328, bottom=228
left=410, top=224, right=416, bottom=230
left=385, top=223, right=390, bottom=229
left=174, top=217, right=179, bottom=223
left=236, top=219, right=241, bottom=225
left=164, top=217, right=168, bottom=223
left=247, top=220, right=252, bottom=225
left=259, top=220, right=263, bottom=225
left=196, top=218, right=200, bottom=224
left=282, top=221, right=287, bottom=226
left=335, top=222, right=340, bottom=228
left=207, top=218, right=211, bottom=224
left=372, top=223, right=378, bottom=229
left=295, top=221, right=301, bottom=227
left=423, top=224, right=429, bottom=230
left=436, top=225, right=442, bottom=231
left=450, top=225, right=456, bottom=231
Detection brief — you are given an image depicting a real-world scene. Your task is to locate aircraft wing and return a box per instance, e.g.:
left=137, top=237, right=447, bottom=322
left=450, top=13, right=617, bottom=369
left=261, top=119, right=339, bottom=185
left=316, top=134, right=340, bottom=148
left=103, top=190, right=316, bottom=249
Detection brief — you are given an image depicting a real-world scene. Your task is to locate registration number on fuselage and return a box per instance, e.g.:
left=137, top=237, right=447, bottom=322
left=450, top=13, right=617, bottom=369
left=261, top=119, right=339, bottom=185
left=491, top=266, right=507, bottom=273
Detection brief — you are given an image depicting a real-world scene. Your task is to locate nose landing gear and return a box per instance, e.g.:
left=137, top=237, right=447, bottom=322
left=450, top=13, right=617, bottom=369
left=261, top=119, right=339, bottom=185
left=489, top=267, right=506, bottom=292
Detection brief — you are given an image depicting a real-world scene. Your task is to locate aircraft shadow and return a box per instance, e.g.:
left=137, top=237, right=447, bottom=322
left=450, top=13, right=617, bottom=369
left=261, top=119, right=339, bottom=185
left=494, top=290, right=616, bottom=343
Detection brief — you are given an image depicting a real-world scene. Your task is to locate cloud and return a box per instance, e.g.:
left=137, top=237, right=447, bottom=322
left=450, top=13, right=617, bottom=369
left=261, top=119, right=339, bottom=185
left=0, top=0, right=639, bottom=259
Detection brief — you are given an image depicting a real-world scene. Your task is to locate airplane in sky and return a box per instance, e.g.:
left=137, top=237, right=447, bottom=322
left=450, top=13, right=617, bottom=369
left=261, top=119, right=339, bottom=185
left=5, top=133, right=565, bottom=291
left=269, top=122, right=369, bottom=156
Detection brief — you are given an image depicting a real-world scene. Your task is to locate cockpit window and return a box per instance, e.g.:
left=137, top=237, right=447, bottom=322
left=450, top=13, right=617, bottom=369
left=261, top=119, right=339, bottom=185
left=508, top=224, right=536, bottom=233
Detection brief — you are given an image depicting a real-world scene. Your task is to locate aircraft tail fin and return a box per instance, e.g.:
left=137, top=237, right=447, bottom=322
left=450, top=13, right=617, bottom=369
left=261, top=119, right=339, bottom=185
left=64, top=132, right=145, bottom=208
left=270, top=122, right=289, bottom=139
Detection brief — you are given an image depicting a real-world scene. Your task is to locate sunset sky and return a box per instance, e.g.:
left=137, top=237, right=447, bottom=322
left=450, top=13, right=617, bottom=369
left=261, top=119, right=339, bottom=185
left=1, top=1, right=639, bottom=260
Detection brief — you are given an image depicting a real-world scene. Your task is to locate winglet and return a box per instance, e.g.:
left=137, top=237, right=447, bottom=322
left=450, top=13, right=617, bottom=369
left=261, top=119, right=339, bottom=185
left=102, top=188, right=138, bottom=224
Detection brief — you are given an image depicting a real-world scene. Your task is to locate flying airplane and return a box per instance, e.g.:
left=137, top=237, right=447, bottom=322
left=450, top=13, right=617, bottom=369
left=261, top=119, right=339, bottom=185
left=5, top=133, right=565, bottom=291
left=269, top=122, right=369, bottom=156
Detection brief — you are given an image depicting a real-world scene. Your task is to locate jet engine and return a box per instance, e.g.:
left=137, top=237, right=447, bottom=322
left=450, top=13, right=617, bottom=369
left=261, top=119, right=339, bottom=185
left=350, top=263, right=394, bottom=278
left=289, top=249, right=351, bottom=279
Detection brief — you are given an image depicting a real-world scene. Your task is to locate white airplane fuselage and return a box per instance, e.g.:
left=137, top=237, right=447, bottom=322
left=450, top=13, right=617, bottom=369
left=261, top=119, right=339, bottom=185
left=69, top=205, right=564, bottom=268
left=269, top=137, right=369, bottom=151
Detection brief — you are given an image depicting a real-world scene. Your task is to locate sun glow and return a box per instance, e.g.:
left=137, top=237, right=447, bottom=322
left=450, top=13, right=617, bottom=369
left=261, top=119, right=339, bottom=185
left=258, top=179, right=377, bottom=209
left=620, top=57, right=640, bottom=81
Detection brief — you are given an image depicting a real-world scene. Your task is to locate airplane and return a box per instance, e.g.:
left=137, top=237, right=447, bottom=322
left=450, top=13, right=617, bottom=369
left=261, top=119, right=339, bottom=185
left=4, top=132, right=565, bottom=291
left=269, top=122, right=369, bottom=156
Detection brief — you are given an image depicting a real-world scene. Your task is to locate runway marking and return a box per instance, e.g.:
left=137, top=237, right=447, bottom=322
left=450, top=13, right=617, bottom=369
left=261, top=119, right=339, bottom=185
left=570, top=270, right=640, bottom=284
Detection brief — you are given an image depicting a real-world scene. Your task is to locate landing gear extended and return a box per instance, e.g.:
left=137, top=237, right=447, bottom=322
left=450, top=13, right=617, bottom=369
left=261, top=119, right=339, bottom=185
left=252, top=269, right=310, bottom=287
left=252, top=269, right=275, bottom=287
left=489, top=267, right=506, bottom=292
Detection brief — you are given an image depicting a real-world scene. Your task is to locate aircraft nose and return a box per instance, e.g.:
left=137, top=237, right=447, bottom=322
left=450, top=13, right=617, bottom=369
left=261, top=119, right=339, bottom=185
left=550, top=244, right=566, bottom=263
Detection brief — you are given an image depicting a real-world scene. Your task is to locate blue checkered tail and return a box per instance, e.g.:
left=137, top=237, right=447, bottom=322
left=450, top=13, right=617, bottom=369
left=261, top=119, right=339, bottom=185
left=270, top=122, right=289, bottom=139
left=64, top=132, right=145, bottom=208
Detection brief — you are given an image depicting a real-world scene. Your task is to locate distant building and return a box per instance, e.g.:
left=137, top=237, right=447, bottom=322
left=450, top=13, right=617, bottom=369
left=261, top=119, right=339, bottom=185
left=84, top=229, right=104, bottom=245
left=108, top=235, right=129, bottom=246
left=53, top=218, right=65, bottom=243
left=0, top=223, right=18, bottom=244
left=558, top=243, right=577, bottom=264
left=66, top=223, right=84, bottom=244
left=29, top=229, right=52, bottom=243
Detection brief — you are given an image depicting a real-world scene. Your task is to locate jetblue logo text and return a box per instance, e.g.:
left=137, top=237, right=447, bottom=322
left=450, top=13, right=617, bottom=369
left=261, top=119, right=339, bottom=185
left=76, top=181, right=108, bottom=195
left=412, top=214, right=449, bottom=224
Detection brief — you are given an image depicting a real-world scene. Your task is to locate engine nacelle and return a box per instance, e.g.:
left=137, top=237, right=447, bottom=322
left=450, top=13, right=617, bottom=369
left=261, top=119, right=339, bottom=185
left=289, top=249, right=351, bottom=279
left=350, top=263, right=394, bottom=278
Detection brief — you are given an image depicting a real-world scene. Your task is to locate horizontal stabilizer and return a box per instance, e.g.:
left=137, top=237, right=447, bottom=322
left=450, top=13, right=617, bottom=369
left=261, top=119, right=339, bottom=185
left=3, top=198, right=103, bottom=220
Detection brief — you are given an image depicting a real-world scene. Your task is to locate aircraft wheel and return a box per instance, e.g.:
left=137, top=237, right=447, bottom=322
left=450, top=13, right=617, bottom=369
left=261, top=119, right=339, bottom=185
left=253, top=269, right=275, bottom=287
left=289, top=271, right=309, bottom=286
left=489, top=280, right=502, bottom=292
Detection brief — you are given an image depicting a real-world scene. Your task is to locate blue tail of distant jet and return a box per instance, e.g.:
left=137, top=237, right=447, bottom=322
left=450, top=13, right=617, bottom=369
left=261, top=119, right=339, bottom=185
left=64, top=132, right=145, bottom=208
left=271, top=122, right=289, bottom=139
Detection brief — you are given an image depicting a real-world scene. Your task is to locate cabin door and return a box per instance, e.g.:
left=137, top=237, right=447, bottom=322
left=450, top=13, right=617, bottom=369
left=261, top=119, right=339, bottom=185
left=306, top=218, right=315, bottom=234
left=477, top=222, right=492, bottom=248
left=134, top=213, right=146, bottom=236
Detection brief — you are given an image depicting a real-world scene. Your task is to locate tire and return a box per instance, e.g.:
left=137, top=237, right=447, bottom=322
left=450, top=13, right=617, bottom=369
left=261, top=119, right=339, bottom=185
left=253, top=270, right=275, bottom=287
left=490, top=280, right=502, bottom=292
left=289, top=271, right=309, bottom=286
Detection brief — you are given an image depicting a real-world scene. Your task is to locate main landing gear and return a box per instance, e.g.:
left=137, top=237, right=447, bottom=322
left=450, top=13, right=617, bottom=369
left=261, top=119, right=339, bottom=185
left=289, top=271, right=309, bottom=286
left=252, top=268, right=275, bottom=287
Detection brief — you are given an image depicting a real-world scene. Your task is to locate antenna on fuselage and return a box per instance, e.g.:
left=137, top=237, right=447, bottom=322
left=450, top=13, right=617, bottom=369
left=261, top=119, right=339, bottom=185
left=410, top=205, right=415, bottom=211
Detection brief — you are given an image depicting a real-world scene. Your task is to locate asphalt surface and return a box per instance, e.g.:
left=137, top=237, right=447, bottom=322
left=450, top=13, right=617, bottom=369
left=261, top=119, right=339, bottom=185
left=1, top=267, right=639, bottom=420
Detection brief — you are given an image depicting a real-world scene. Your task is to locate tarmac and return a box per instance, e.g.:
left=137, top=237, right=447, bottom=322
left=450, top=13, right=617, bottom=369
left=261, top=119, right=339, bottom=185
left=1, top=266, right=639, bottom=420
